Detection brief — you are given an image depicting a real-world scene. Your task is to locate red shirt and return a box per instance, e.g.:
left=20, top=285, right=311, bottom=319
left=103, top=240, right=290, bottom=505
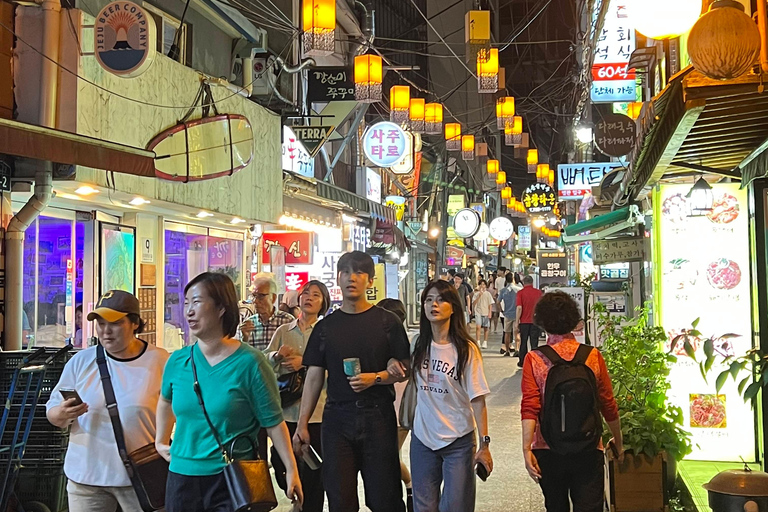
left=515, top=284, right=543, bottom=324
left=520, top=335, right=619, bottom=451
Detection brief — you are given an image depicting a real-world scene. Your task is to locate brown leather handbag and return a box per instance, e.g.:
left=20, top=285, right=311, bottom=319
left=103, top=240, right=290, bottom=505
left=191, top=349, right=278, bottom=512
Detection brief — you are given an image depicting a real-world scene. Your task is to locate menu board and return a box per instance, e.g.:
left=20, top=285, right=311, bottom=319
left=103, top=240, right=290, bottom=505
left=656, top=183, right=754, bottom=462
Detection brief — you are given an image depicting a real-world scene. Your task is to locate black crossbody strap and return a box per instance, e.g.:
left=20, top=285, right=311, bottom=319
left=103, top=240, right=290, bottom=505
left=96, top=344, right=135, bottom=478
left=189, top=345, right=230, bottom=462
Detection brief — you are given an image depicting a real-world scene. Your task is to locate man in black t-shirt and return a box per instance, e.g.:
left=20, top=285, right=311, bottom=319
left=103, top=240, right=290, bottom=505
left=295, top=251, right=410, bottom=512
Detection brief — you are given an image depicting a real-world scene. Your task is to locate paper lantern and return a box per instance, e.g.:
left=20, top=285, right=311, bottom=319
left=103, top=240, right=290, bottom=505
left=461, top=135, right=475, bottom=161
left=303, top=0, right=335, bottom=56
left=527, top=149, right=538, bottom=173
left=496, top=97, right=515, bottom=130
left=548, top=169, right=555, bottom=187
left=626, top=102, right=644, bottom=120
left=445, top=123, right=461, bottom=151
left=354, top=54, right=382, bottom=103
left=629, top=0, right=701, bottom=40
left=688, top=0, right=760, bottom=80
left=501, top=186, right=512, bottom=200
left=536, top=163, right=550, bottom=183
left=409, top=98, right=425, bottom=132
left=504, top=116, right=523, bottom=146
left=495, top=170, right=506, bottom=191
left=465, top=10, right=491, bottom=63
left=390, top=85, right=410, bottom=124
left=486, top=159, right=499, bottom=175
left=425, top=103, right=443, bottom=134
left=477, top=48, right=499, bottom=93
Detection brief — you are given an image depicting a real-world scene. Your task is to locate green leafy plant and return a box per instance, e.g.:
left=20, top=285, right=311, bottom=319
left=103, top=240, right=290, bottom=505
left=596, top=304, right=693, bottom=461
left=692, top=331, right=764, bottom=403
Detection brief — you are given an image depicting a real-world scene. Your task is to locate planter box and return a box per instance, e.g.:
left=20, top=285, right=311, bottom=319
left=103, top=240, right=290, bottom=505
left=606, top=450, right=670, bottom=512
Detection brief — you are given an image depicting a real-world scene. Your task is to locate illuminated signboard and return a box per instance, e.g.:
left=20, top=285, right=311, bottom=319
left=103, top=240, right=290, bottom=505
left=558, top=162, right=622, bottom=200
left=590, top=0, right=636, bottom=103
left=363, top=122, right=408, bottom=168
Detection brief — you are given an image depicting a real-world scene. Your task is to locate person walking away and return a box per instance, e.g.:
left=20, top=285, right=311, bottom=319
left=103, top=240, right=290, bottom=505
left=471, top=280, right=493, bottom=349
left=406, top=279, right=492, bottom=512
left=47, top=290, right=169, bottom=512
left=378, top=298, right=415, bottom=512
left=156, top=272, right=303, bottom=512
left=521, top=291, right=623, bottom=512
left=265, top=280, right=331, bottom=512
left=453, top=273, right=472, bottom=325
left=488, top=276, right=500, bottom=334
left=294, top=251, right=410, bottom=512
left=515, top=276, right=543, bottom=368
left=498, top=274, right=518, bottom=357
left=494, top=267, right=507, bottom=294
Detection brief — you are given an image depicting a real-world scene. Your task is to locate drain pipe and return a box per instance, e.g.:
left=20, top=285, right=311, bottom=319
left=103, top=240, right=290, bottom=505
left=5, top=0, right=59, bottom=349
left=267, top=55, right=315, bottom=104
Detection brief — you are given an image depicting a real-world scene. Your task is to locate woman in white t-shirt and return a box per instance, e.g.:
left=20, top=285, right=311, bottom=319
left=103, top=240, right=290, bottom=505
left=409, top=279, right=492, bottom=512
left=46, top=290, right=169, bottom=512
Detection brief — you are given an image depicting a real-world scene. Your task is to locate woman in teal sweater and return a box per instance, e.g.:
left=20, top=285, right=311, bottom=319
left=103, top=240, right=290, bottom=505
left=156, top=272, right=303, bottom=511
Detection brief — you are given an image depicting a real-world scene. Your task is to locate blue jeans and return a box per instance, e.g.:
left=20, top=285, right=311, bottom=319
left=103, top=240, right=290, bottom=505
left=411, top=432, right=476, bottom=512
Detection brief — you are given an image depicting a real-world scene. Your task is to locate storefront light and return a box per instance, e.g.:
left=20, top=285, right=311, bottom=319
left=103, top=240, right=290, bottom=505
left=532, top=218, right=546, bottom=228
left=576, top=125, right=593, bottom=144
left=129, top=197, right=150, bottom=206
left=230, top=217, right=246, bottom=224
left=514, top=257, right=522, bottom=265
left=196, top=211, right=214, bottom=218
left=429, top=226, right=440, bottom=238
left=686, top=177, right=714, bottom=217
left=75, top=185, right=99, bottom=195
left=279, top=214, right=339, bottom=233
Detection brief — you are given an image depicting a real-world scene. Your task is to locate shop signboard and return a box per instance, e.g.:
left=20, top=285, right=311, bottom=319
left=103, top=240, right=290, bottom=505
left=286, top=250, right=344, bottom=310
left=365, top=263, right=387, bottom=304
left=558, top=287, right=586, bottom=344
left=94, top=1, right=156, bottom=78
left=446, top=246, right=465, bottom=262
left=656, top=183, right=754, bottom=462
left=522, top=183, right=557, bottom=214
left=446, top=194, right=466, bottom=240
left=391, top=132, right=415, bottom=175
left=345, top=222, right=371, bottom=252
left=282, top=126, right=315, bottom=178
left=386, top=263, right=399, bottom=299
left=589, top=0, right=636, bottom=103
left=270, top=246, right=286, bottom=294
left=363, top=122, right=408, bottom=168
left=366, top=167, right=382, bottom=203
left=557, top=162, right=622, bottom=200
left=290, top=125, right=335, bottom=158
left=385, top=196, right=407, bottom=221
left=594, top=113, right=636, bottom=157
left=285, top=271, right=309, bottom=292
left=307, top=67, right=355, bottom=103
left=593, top=236, right=644, bottom=265
left=0, top=160, right=10, bottom=192
left=262, top=231, right=313, bottom=264
left=537, top=250, right=568, bottom=286
left=599, top=263, right=629, bottom=280
left=518, top=225, right=532, bottom=251
left=452, top=208, right=481, bottom=238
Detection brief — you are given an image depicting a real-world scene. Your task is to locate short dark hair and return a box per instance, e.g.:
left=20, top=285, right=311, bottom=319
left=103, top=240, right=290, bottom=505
left=126, top=313, right=146, bottom=335
left=523, top=275, right=534, bottom=285
left=378, top=298, right=407, bottom=324
left=337, top=251, right=375, bottom=278
left=455, top=273, right=465, bottom=280
left=75, top=305, right=83, bottom=314
left=448, top=269, right=457, bottom=277
left=498, top=266, right=507, bottom=272
left=299, top=280, right=332, bottom=317
left=505, top=273, right=514, bottom=284
left=184, top=272, right=240, bottom=338
left=533, top=291, right=581, bottom=335
left=478, top=279, right=487, bottom=286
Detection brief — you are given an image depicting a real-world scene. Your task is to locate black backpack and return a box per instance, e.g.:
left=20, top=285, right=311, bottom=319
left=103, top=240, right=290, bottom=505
left=536, top=344, right=602, bottom=455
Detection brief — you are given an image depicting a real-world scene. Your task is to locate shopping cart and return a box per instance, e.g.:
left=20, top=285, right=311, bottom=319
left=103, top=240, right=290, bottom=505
left=0, top=345, right=73, bottom=512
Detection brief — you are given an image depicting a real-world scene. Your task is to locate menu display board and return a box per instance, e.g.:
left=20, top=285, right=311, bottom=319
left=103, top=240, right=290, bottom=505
left=656, top=183, right=754, bottom=462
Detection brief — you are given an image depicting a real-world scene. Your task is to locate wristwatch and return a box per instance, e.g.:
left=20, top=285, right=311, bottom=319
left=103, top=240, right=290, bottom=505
left=480, top=435, right=491, bottom=446
left=375, top=373, right=383, bottom=384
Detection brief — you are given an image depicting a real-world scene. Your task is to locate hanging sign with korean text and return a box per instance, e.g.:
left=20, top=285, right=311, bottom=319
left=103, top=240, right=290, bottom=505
left=518, top=225, right=532, bottom=251
left=592, top=236, right=645, bottom=265
left=590, top=0, right=636, bottom=103
left=291, top=125, right=335, bottom=158
left=282, top=125, right=316, bottom=177
left=363, top=122, right=408, bottom=167
left=537, top=250, right=568, bottom=286
left=557, top=162, right=622, bottom=200
left=522, top=183, right=557, bottom=214
left=594, top=113, right=636, bottom=157
left=262, top=231, right=313, bottom=264
left=307, top=67, right=355, bottom=103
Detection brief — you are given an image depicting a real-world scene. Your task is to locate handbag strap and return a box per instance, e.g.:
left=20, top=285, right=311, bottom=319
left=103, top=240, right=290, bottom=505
left=96, top=344, right=135, bottom=478
left=189, top=345, right=230, bottom=463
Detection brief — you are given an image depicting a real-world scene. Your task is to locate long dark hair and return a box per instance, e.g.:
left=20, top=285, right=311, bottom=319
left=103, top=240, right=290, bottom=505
left=413, top=279, right=477, bottom=384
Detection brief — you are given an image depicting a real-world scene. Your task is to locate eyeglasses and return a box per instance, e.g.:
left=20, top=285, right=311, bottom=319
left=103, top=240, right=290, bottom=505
left=252, top=292, right=271, bottom=300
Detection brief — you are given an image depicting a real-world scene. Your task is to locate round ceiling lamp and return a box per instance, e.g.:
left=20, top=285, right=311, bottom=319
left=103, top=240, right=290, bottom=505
left=629, top=0, right=702, bottom=40
left=688, top=0, right=761, bottom=80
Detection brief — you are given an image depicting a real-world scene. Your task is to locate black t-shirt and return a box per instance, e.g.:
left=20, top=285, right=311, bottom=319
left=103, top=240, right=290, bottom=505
left=303, top=305, right=410, bottom=404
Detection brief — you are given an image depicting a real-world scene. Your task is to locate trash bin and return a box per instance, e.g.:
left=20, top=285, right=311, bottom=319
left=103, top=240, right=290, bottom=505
left=703, top=464, right=768, bottom=512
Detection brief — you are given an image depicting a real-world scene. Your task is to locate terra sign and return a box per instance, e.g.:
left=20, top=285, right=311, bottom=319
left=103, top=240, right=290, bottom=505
left=363, top=122, right=408, bottom=167
left=95, top=1, right=156, bottom=78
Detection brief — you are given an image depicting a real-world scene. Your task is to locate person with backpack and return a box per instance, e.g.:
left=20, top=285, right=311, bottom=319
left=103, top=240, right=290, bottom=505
left=520, top=291, right=623, bottom=512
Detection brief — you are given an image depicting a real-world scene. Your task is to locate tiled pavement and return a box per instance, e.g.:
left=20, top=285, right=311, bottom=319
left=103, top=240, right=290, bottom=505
left=273, top=329, right=545, bottom=511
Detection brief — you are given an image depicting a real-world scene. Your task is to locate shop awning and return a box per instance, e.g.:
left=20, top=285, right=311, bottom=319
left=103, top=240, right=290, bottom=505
left=372, top=219, right=410, bottom=253
left=316, top=180, right=397, bottom=224
left=562, top=205, right=644, bottom=243
left=0, top=118, right=156, bottom=177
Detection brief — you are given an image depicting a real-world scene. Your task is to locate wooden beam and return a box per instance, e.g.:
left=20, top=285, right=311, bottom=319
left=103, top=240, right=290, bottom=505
left=679, top=138, right=765, bottom=151
left=646, top=99, right=706, bottom=187
left=668, top=161, right=742, bottom=179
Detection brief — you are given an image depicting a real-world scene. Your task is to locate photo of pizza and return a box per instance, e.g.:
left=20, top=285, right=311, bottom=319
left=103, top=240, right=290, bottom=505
left=706, top=258, right=742, bottom=290
left=665, top=258, right=697, bottom=290
left=662, top=194, right=689, bottom=223
left=690, top=394, right=727, bottom=428
left=707, top=193, right=740, bottom=224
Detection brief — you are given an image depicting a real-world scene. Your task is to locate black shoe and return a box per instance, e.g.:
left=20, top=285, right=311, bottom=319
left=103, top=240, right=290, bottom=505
left=407, top=488, right=414, bottom=512
left=503, top=351, right=511, bottom=357
left=500, top=348, right=506, bottom=355
left=517, top=360, right=524, bottom=368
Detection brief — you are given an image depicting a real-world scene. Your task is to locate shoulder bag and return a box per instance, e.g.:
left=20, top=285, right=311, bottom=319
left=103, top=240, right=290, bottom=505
left=96, top=344, right=168, bottom=512
left=276, top=367, right=306, bottom=408
left=398, top=334, right=419, bottom=431
left=190, top=346, right=278, bottom=512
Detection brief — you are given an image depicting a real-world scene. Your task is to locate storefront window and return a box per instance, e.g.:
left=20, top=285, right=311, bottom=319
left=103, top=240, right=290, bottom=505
left=164, top=225, right=245, bottom=347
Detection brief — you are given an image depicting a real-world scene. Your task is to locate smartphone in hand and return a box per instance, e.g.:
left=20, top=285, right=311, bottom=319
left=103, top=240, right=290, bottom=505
left=475, top=462, right=489, bottom=481
left=60, top=388, right=83, bottom=406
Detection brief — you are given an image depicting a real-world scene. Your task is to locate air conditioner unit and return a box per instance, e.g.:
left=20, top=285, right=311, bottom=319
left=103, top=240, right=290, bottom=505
left=231, top=57, right=274, bottom=97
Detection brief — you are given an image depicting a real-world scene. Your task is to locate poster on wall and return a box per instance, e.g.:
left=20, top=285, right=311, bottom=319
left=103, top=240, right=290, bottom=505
left=101, top=225, right=135, bottom=294
left=656, top=183, right=754, bottom=462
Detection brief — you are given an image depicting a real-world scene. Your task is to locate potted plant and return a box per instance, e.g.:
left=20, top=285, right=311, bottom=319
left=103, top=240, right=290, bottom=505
left=595, top=304, right=693, bottom=512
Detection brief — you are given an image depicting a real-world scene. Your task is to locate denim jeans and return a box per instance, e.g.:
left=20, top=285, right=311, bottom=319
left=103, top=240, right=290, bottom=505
left=321, top=400, right=405, bottom=512
left=519, top=323, right=541, bottom=363
left=410, top=431, right=476, bottom=512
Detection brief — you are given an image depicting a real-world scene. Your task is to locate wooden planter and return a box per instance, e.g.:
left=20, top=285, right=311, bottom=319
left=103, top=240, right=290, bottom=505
left=606, top=450, right=672, bottom=512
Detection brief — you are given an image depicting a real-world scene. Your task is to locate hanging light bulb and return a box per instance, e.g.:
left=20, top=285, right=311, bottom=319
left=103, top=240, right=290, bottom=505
left=495, top=170, right=506, bottom=191
left=425, top=103, right=443, bottom=134
left=527, top=149, right=538, bottom=174
left=486, top=159, right=499, bottom=176
left=409, top=98, right=425, bottom=132
left=476, top=48, right=499, bottom=93
left=390, top=85, right=410, bottom=124
left=445, top=123, right=462, bottom=151
left=461, top=135, right=475, bottom=161
left=354, top=54, right=382, bottom=103
left=687, top=176, right=714, bottom=217
left=505, top=116, right=523, bottom=146
left=496, top=97, right=515, bottom=130
left=302, top=0, right=336, bottom=56
left=465, top=10, right=491, bottom=63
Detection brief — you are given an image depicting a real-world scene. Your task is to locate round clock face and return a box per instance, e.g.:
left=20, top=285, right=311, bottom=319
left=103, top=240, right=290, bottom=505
left=489, top=217, right=514, bottom=241
left=453, top=208, right=481, bottom=238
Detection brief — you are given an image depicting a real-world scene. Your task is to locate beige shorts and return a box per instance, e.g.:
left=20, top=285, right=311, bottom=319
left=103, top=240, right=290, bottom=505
left=503, top=317, right=515, bottom=333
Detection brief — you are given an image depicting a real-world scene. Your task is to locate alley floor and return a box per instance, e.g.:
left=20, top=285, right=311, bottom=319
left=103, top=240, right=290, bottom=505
left=274, top=328, right=545, bottom=512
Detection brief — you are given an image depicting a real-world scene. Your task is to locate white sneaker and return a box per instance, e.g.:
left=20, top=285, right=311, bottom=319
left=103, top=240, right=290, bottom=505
left=482, top=341, right=487, bottom=349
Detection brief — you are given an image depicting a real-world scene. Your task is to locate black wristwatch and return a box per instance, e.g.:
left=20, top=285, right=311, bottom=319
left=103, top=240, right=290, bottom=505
left=375, top=373, right=383, bottom=384
left=480, top=435, right=491, bottom=446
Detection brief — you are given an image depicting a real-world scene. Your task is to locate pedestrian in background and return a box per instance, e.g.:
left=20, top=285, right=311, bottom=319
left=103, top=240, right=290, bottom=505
left=407, top=279, right=492, bottom=512
left=295, top=251, right=410, bottom=512
left=487, top=274, right=501, bottom=334
left=515, top=275, right=543, bottom=368
left=266, top=280, right=332, bottom=512
left=156, top=272, right=302, bottom=512
left=453, top=273, right=472, bottom=324
left=498, top=274, right=518, bottom=357
left=47, top=290, right=169, bottom=512
left=521, top=291, right=623, bottom=512
left=471, top=280, right=494, bottom=349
